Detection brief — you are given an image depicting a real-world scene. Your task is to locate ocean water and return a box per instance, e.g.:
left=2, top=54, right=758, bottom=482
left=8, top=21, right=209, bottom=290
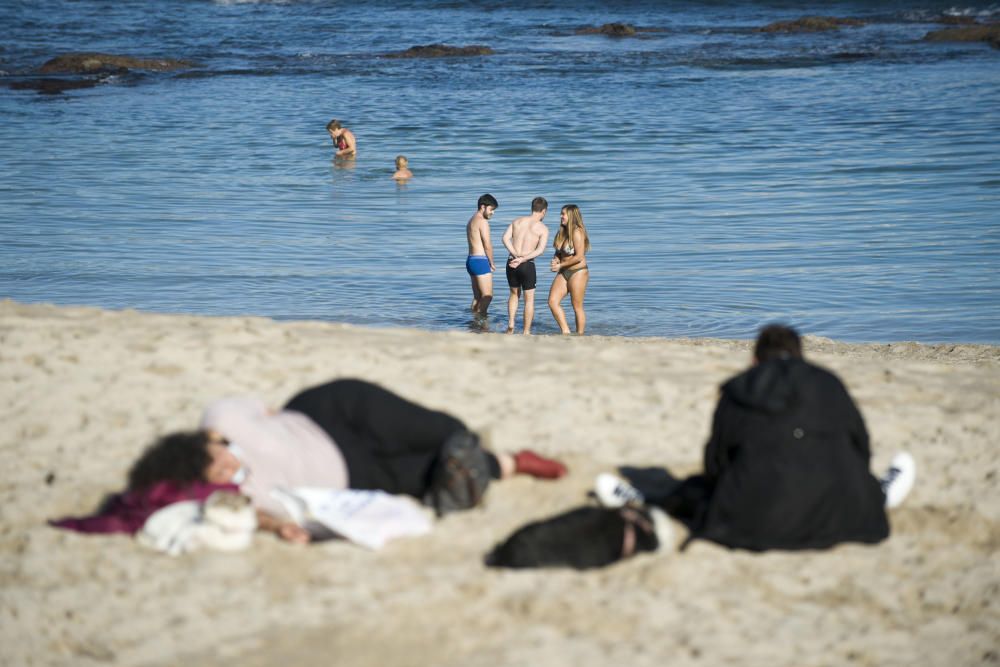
left=1, top=0, right=998, bottom=342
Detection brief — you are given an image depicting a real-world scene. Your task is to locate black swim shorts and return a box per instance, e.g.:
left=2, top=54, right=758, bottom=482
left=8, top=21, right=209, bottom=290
left=506, top=258, right=537, bottom=290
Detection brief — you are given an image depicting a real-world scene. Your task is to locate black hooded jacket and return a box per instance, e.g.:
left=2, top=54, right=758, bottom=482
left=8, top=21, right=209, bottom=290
left=693, top=358, right=889, bottom=551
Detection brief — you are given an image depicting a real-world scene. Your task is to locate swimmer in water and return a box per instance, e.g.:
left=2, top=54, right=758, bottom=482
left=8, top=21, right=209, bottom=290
left=392, top=155, right=412, bottom=180
left=326, top=119, right=356, bottom=158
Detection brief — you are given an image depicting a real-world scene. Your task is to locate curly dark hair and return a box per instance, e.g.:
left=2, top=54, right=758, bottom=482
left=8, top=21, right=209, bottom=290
left=127, top=430, right=213, bottom=492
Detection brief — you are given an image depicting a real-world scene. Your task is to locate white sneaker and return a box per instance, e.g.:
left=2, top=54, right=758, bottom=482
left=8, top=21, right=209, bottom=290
left=594, top=473, right=645, bottom=508
left=881, top=452, right=916, bottom=509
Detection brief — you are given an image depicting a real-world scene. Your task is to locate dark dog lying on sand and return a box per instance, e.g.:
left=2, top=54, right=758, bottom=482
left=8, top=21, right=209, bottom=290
left=485, top=505, right=671, bottom=570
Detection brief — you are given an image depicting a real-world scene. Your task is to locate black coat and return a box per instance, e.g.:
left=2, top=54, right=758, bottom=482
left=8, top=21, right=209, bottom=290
left=693, top=358, right=889, bottom=551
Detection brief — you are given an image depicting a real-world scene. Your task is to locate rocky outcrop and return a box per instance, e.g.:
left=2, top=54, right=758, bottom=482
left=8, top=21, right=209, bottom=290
left=932, top=15, right=979, bottom=25
left=576, top=22, right=637, bottom=37
left=923, top=24, right=1000, bottom=48
left=7, top=52, right=198, bottom=95
left=39, top=52, right=196, bottom=74
left=9, top=78, right=106, bottom=95
left=385, top=44, right=494, bottom=59
left=758, top=16, right=866, bottom=33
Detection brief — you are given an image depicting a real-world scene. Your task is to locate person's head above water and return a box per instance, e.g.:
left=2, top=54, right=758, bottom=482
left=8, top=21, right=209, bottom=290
left=127, top=430, right=237, bottom=491
left=531, top=196, right=548, bottom=213
left=395, top=155, right=408, bottom=169
left=753, top=323, right=803, bottom=363
left=326, top=119, right=343, bottom=133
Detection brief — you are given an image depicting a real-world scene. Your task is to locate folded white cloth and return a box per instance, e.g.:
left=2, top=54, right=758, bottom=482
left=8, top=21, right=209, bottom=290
left=137, top=490, right=257, bottom=556
left=271, top=487, right=433, bottom=550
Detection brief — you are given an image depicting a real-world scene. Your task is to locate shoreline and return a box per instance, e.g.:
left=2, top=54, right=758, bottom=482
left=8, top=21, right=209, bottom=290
left=4, top=298, right=998, bottom=355
left=1, top=299, right=997, bottom=666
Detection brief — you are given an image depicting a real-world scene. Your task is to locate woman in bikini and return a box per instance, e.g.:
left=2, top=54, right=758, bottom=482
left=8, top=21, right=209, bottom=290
left=547, top=204, right=591, bottom=335
left=326, top=119, right=356, bottom=158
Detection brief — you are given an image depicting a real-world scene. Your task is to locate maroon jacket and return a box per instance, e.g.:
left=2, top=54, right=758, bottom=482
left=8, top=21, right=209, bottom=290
left=50, top=480, right=238, bottom=535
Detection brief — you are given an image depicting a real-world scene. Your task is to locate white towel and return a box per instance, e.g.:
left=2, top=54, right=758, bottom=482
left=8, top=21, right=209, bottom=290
left=271, top=487, right=433, bottom=550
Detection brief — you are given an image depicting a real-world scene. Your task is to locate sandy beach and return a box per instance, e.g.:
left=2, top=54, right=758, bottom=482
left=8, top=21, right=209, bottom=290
left=1, top=299, right=997, bottom=667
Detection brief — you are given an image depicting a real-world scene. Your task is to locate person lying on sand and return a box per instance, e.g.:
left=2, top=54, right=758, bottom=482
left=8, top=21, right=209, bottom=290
left=52, top=378, right=567, bottom=543
left=595, top=324, right=915, bottom=552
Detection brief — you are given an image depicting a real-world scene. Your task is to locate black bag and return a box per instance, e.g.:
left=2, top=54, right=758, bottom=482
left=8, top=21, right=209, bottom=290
left=423, top=430, right=491, bottom=516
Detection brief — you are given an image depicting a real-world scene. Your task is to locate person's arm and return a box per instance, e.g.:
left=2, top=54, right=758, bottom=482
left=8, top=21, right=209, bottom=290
left=502, top=223, right=520, bottom=267
left=702, top=394, right=731, bottom=481
left=256, top=509, right=310, bottom=544
left=481, top=222, right=494, bottom=271
left=842, top=386, right=872, bottom=461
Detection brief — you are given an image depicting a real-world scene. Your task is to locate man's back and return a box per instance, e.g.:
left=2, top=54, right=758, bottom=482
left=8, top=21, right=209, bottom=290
left=506, top=216, right=546, bottom=258
left=467, top=213, right=489, bottom=256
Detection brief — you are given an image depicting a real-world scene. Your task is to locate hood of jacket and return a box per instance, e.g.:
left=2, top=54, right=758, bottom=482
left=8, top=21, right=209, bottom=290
left=722, top=358, right=811, bottom=415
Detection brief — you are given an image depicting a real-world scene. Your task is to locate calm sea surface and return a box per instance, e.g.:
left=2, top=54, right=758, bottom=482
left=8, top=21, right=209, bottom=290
left=2, top=0, right=998, bottom=342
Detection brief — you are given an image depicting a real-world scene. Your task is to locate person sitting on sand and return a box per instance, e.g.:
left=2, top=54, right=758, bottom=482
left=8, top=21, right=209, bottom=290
left=392, top=155, right=412, bottom=180
left=595, top=324, right=915, bottom=552
left=326, top=119, right=356, bottom=158
left=53, top=378, right=567, bottom=544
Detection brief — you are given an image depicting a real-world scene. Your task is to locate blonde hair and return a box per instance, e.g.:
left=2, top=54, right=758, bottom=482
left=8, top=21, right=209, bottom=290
left=395, top=155, right=408, bottom=169
left=553, top=204, right=591, bottom=253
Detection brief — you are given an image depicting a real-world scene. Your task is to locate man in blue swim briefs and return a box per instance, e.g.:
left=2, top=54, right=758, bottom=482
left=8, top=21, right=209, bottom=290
left=466, top=193, right=498, bottom=316
left=502, top=197, right=550, bottom=334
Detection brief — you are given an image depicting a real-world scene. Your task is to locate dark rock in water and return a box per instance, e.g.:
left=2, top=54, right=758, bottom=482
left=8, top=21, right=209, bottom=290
left=385, top=44, right=494, bottom=59
left=933, top=15, right=979, bottom=26
left=758, top=16, right=866, bottom=33
left=832, top=51, right=873, bottom=61
left=8, top=78, right=106, bottom=95
left=923, top=24, right=1000, bottom=48
left=576, top=22, right=638, bottom=37
left=39, top=52, right=196, bottom=74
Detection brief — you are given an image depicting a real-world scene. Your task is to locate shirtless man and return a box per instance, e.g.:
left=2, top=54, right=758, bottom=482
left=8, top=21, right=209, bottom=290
left=465, top=194, right=498, bottom=316
left=502, top=197, right=550, bottom=334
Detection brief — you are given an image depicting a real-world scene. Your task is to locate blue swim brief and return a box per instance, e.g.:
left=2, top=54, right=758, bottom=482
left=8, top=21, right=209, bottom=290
left=466, top=255, right=492, bottom=276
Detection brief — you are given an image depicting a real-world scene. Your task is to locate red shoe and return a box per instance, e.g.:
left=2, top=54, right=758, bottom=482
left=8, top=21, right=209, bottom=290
left=513, top=449, right=568, bottom=479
